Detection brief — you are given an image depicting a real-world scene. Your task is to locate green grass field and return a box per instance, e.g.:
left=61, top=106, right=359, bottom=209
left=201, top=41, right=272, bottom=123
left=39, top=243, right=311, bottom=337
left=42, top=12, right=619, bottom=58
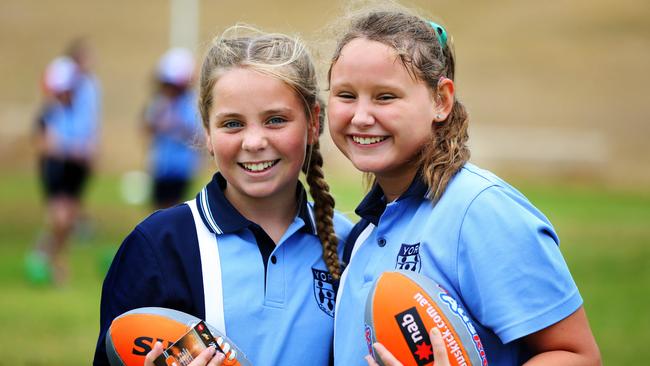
left=1, top=171, right=648, bottom=365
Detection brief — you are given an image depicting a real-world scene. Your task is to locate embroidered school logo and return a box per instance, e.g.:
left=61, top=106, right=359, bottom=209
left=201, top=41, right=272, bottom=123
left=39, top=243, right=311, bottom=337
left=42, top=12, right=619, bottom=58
left=395, top=243, right=422, bottom=272
left=312, top=268, right=335, bottom=317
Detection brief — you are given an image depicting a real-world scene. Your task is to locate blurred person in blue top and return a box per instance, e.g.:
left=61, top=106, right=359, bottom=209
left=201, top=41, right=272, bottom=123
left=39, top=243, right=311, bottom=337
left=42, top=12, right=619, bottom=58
left=144, top=48, right=203, bottom=209
left=95, top=26, right=352, bottom=366
left=28, top=52, right=100, bottom=286
left=66, top=37, right=102, bottom=154
left=326, top=6, right=601, bottom=366
left=66, top=37, right=102, bottom=239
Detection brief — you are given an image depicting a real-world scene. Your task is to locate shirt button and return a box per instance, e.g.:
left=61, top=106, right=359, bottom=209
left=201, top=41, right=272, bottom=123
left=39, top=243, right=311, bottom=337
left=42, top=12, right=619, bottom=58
left=271, top=255, right=277, bottom=264
left=377, top=237, right=387, bottom=247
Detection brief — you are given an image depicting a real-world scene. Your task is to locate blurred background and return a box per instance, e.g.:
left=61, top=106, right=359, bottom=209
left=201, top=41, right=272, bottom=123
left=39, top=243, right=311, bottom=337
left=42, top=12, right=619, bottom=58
left=0, top=0, right=648, bottom=364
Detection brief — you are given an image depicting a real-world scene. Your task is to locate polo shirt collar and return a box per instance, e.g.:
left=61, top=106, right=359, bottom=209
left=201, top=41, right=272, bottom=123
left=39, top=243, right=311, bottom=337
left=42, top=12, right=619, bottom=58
left=355, top=172, right=428, bottom=225
left=195, top=172, right=316, bottom=235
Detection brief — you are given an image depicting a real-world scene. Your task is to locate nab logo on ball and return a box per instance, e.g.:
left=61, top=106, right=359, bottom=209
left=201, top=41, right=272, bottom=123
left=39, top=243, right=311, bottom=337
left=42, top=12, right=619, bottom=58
left=395, top=307, right=433, bottom=365
left=395, top=243, right=421, bottom=272
left=312, top=268, right=335, bottom=317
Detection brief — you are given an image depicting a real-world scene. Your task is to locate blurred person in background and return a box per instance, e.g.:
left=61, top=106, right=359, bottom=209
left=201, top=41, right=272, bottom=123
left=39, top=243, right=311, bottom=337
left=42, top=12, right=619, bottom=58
left=66, top=37, right=102, bottom=148
left=143, top=48, right=203, bottom=210
left=27, top=48, right=101, bottom=286
left=66, top=37, right=102, bottom=239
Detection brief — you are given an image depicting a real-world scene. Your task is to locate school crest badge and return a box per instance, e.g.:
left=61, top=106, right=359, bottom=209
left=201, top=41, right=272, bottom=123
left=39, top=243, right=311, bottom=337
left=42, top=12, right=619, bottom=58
left=395, top=243, right=422, bottom=272
left=312, top=268, right=336, bottom=317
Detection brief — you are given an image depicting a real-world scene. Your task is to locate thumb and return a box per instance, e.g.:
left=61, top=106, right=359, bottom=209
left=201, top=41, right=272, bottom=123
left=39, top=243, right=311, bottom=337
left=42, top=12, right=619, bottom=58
left=430, top=328, right=450, bottom=366
left=144, top=341, right=164, bottom=366
left=188, top=346, right=218, bottom=366
left=372, top=342, right=403, bottom=366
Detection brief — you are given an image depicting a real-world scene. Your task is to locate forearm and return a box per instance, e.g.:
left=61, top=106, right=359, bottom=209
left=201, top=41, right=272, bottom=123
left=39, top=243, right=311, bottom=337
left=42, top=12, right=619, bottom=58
left=523, top=307, right=601, bottom=366
left=524, top=350, right=601, bottom=366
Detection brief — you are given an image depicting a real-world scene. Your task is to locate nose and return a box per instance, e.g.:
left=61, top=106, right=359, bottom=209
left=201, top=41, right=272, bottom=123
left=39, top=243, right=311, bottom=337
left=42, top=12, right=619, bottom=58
left=241, top=125, right=268, bottom=152
left=350, top=100, right=375, bottom=128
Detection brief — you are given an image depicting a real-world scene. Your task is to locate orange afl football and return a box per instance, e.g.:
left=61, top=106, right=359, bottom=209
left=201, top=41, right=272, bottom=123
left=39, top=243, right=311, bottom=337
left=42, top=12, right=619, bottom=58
left=106, top=307, right=251, bottom=366
left=365, top=271, right=488, bottom=366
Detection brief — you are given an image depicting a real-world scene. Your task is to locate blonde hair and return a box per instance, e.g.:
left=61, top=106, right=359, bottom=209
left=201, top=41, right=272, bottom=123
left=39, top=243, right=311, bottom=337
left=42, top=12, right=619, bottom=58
left=328, top=9, right=470, bottom=202
left=199, top=26, right=341, bottom=279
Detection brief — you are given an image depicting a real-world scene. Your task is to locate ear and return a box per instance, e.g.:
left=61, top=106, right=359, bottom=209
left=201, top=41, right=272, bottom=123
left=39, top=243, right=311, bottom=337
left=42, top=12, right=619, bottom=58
left=204, top=128, right=214, bottom=156
left=308, top=102, right=321, bottom=145
left=433, top=77, right=455, bottom=122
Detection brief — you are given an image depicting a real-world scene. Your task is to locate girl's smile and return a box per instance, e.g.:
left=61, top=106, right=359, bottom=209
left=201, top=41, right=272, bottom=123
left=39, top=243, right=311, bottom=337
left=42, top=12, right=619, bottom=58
left=350, top=134, right=389, bottom=146
left=239, top=159, right=280, bottom=173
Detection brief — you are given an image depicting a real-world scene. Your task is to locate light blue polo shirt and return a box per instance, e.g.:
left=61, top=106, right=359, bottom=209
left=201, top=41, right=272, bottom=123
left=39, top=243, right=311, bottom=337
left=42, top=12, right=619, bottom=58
left=72, top=73, right=101, bottom=153
left=95, top=172, right=352, bottom=366
left=334, top=163, right=582, bottom=365
left=145, top=90, right=202, bottom=180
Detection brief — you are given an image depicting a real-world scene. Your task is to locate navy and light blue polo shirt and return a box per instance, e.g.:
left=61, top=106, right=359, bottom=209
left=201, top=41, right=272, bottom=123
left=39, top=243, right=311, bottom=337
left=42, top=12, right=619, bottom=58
left=94, top=172, right=352, bottom=366
left=334, top=163, right=583, bottom=365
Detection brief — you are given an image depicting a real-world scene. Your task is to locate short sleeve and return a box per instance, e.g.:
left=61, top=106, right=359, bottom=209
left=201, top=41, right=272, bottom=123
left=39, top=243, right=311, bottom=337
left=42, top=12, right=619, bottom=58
left=457, top=186, right=583, bottom=344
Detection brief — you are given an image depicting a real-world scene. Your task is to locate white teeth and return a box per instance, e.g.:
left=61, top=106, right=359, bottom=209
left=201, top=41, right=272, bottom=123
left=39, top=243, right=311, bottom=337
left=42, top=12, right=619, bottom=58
left=241, top=160, right=276, bottom=172
left=352, top=136, right=387, bottom=145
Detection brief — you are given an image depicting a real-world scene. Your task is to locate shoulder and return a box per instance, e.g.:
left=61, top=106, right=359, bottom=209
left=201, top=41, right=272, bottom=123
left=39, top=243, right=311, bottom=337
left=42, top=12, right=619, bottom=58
left=106, top=202, right=202, bottom=296
left=134, top=203, right=196, bottom=248
left=447, top=163, right=507, bottom=194
left=457, top=164, right=553, bottom=230
left=138, top=203, right=192, bottom=227
left=441, top=163, right=537, bottom=215
left=75, top=74, right=101, bottom=98
left=454, top=166, right=559, bottom=260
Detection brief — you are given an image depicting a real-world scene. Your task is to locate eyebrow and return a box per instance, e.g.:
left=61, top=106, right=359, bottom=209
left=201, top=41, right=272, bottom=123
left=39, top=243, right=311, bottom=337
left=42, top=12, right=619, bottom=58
left=263, top=107, right=294, bottom=116
left=214, top=112, right=244, bottom=120
left=330, top=81, right=405, bottom=92
left=214, top=107, right=295, bottom=120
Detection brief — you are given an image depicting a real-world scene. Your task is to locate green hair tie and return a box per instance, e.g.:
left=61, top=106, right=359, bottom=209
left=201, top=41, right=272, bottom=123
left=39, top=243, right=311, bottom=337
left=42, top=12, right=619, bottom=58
left=428, top=21, right=448, bottom=47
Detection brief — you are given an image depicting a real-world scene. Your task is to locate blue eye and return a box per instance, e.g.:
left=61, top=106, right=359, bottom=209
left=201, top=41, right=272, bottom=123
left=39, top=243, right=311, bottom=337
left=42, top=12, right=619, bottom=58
left=223, top=120, right=243, bottom=129
left=267, top=116, right=287, bottom=125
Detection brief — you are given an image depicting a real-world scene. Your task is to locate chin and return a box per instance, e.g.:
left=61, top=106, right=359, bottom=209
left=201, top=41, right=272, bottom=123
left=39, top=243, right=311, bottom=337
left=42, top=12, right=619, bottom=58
left=241, top=186, right=279, bottom=199
left=349, top=159, right=384, bottom=175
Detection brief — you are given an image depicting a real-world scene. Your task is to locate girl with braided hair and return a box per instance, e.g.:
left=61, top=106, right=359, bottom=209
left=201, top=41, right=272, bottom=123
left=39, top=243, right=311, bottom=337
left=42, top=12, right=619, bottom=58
left=327, top=6, right=600, bottom=366
left=95, top=25, right=351, bottom=366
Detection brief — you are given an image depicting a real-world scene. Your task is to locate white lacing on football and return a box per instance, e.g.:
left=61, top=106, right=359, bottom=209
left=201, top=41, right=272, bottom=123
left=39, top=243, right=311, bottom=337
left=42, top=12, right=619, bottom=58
left=216, top=336, right=236, bottom=361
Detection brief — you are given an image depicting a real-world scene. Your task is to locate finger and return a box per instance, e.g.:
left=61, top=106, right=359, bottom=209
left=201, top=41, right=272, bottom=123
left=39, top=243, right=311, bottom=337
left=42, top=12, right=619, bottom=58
left=430, top=327, right=450, bottom=366
left=365, top=354, right=380, bottom=366
left=188, top=346, right=217, bottom=366
left=207, top=350, right=225, bottom=366
left=373, top=342, right=403, bottom=366
left=144, top=341, right=164, bottom=366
